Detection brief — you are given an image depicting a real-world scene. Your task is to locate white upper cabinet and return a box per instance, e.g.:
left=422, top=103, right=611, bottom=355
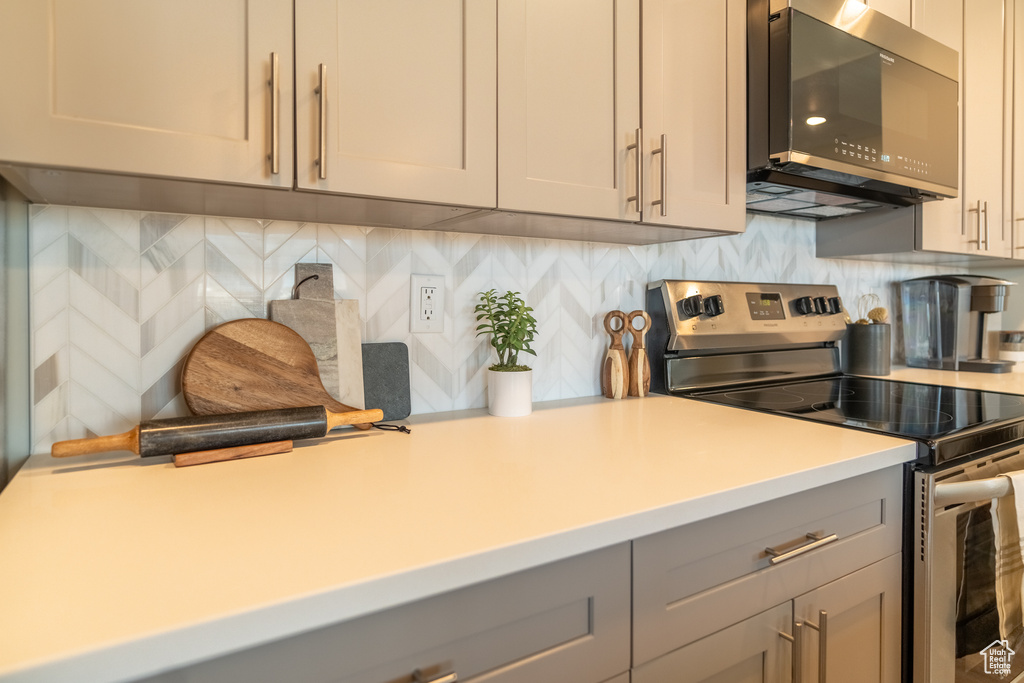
left=912, top=0, right=968, bottom=254
left=0, top=0, right=293, bottom=188
left=640, top=0, right=746, bottom=233
left=962, top=0, right=1010, bottom=257
left=1007, top=0, right=1024, bottom=257
left=295, top=0, right=497, bottom=208
left=497, top=0, right=641, bottom=221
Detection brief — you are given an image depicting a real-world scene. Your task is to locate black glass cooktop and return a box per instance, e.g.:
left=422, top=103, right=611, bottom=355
left=689, top=375, right=1024, bottom=464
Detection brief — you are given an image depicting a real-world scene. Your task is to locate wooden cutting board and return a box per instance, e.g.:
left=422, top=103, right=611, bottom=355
left=182, top=318, right=372, bottom=429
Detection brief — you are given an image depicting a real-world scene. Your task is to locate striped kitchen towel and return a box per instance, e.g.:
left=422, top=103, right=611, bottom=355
left=992, top=472, right=1024, bottom=643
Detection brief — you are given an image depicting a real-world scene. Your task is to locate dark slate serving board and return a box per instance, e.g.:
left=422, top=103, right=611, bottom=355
left=361, top=342, right=411, bottom=421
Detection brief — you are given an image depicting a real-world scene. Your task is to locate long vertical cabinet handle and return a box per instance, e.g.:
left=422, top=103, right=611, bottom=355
left=779, top=621, right=802, bottom=683
left=1015, top=217, right=1024, bottom=250
left=315, top=63, right=327, bottom=180
left=803, top=610, right=828, bottom=683
left=626, top=128, right=643, bottom=215
left=983, top=200, right=990, bottom=250
left=268, top=52, right=280, bottom=175
left=968, top=201, right=982, bottom=248
left=651, top=134, right=667, bottom=216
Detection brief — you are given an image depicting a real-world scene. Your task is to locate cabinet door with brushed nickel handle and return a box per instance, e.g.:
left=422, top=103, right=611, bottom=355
left=295, top=0, right=496, bottom=208
left=0, top=0, right=294, bottom=188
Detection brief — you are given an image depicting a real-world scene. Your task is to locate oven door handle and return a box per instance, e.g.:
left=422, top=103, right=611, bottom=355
left=933, top=475, right=1015, bottom=507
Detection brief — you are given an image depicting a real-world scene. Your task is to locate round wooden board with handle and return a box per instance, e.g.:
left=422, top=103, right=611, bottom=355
left=182, top=318, right=371, bottom=428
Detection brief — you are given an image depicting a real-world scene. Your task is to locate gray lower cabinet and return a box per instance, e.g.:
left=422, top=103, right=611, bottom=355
left=631, top=467, right=903, bottom=683
left=632, top=602, right=794, bottom=683
left=142, top=543, right=631, bottom=683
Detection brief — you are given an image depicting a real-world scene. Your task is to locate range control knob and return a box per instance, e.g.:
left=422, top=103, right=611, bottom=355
left=813, top=297, right=828, bottom=315
left=828, top=296, right=843, bottom=315
left=703, top=295, right=725, bottom=317
left=680, top=294, right=704, bottom=318
left=795, top=296, right=814, bottom=315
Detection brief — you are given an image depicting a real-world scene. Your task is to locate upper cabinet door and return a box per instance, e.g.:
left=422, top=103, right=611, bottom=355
left=962, top=0, right=1009, bottom=257
left=640, top=0, right=746, bottom=233
left=295, top=0, right=496, bottom=208
left=0, top=0, right=293, bottom=188
left=913, top=0, right=970, bottom=254
left=497, top=0, right=641, bottom=221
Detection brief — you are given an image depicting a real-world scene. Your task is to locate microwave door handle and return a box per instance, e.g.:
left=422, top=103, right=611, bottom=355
left=933, top=475, right=1015, bottom=507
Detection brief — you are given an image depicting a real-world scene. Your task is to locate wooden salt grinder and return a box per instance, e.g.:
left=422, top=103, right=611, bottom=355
left=627, top=310, right=652, bottom=397
left=602, top=311, right=629, bottom=399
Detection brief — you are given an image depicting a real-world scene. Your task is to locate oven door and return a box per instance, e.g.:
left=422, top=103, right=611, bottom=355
left=917, top=448, right=1024, bottom=683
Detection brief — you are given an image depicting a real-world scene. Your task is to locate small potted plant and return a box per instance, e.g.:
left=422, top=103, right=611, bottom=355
left=475, top=289, right=538, bottom=416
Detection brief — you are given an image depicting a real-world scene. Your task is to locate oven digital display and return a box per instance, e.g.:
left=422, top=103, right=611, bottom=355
left=746, top=292, right=786, bottom=320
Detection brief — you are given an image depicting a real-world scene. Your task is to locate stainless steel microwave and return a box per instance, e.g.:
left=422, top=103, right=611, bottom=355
left=747, top=0, right=959, bottom=220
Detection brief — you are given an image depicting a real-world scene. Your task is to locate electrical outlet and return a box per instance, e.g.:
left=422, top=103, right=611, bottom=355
left=410, top=274, right=444, bottom=333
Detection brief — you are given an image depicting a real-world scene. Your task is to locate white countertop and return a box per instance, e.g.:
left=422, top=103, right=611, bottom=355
left=0, top=394, right=919, bottom=682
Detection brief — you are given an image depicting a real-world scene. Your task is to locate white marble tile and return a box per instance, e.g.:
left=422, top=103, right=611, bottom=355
left=32, top=270, right=68, bottom=335
left=141, top=278, right=205, bottom=360
left=140, top=242, right=205, bottom=323
left=205, top=217, right=264, bottom=288
left=69, top=381, right=136, bottom=437
left=205, top=275, right=260, bottom=325
left=33, top=311, right=68, bottom=376
left=205, top=242, right=263, bottom=318
left=70, top=345, right=141, bottom=420
left=68, top=208, right=141, bottom=289
left=29, top=206, right=68, bottom=257
left=264, top=222, right=318, bottom=290
left=70, top=273, right=142, bottom=357
left=141, top=216, right=204, bottom=287
left=69, top=309, right=140, bottom=392
left=68, top=235, right=140, bottom=321
left=33, top=383, right=69, bottom=451
left=142, top=308, right=202, bottom=392
left=31, top=234, right=68, bottom=297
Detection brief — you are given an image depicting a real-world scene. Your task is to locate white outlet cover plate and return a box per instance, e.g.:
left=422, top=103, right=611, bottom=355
left=410, top=274, right=444, bottom=333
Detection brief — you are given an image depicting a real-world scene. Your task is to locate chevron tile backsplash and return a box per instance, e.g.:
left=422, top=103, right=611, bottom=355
left=28, top=206, right=948, bottom=453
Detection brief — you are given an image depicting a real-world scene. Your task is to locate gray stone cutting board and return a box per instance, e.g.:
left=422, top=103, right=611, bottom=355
left=362, top=342, right=411, bottom=421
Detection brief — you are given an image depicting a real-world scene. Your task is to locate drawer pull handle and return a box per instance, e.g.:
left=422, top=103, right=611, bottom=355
left=651, top=133, right=667, bottom=216
left=412, top=670, right=457, bottom=683
left=765, top=532, right=838, bottom=565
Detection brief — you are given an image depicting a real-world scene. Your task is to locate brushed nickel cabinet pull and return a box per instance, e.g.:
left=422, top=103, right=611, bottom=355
left=1015, top=217, right=1024, bottom=249
left=765, top=532, right=838, bottom=565
left=780, top=621, right=802, bottom=683
left=983, top=200, right=990, bottom=250
left=268, top=52, right=280, bottom=175
left=316, top=63, right=327, bottom=180
left=626, top=128, right=643, bottom=215
left=968, top=201, right=982, bottom=247
left=412, top=669, right=457, bottom=683
left=651, top=133, right=667, bottom=217
left=804, top=610, right=828, bottom=683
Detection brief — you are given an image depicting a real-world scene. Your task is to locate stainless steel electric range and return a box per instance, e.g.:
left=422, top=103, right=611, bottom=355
left=647, top=279, right=1024, bottom=683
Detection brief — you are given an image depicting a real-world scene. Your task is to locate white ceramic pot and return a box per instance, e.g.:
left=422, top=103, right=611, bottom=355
left=486, top=368, right=533, bottom=417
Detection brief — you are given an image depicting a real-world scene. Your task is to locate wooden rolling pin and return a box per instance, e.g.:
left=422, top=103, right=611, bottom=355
left=51, top=406, right=383, bottom=459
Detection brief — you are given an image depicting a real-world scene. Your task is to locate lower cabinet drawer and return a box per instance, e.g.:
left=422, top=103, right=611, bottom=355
left=143, top=543, right=631, bottom=683
left=632, top=466, right=903, bottom=665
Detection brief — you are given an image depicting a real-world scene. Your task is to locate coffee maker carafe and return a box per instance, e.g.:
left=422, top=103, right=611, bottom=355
left=901, top=275, right=1015, bottom=373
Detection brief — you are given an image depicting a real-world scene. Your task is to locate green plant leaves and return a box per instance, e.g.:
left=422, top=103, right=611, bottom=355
left=475, top=289, right=538, bottom=369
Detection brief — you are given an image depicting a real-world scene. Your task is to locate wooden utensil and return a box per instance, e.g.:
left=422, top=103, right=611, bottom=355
left=602, top=311, right=629, bottom=399
left=182, top=318, right=372, bottom=430
left=173, top=440, right=294, bottom=468
left=627, top=310, right=652, bottom=397
left=51, top=406, right=383, bottom=459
